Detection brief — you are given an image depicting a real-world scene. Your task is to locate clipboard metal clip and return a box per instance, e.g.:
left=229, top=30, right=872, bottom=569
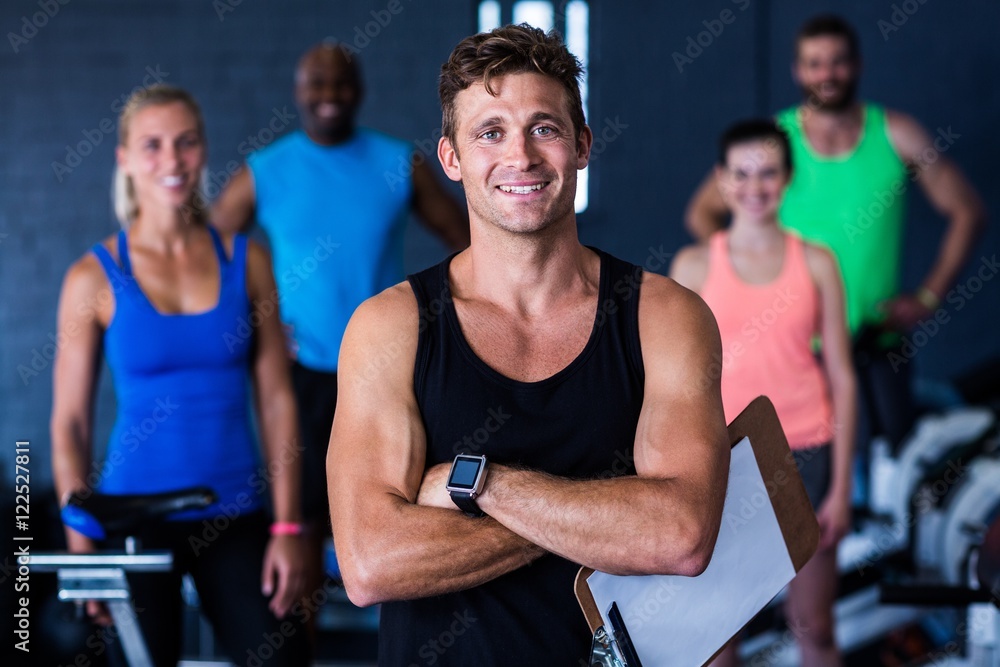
left=588, top=601, right=643, bottom=667
left=588, top=625, right=627, bottom=667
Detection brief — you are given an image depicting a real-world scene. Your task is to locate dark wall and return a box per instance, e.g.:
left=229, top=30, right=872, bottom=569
left=2, top=0, right=997, bottom=488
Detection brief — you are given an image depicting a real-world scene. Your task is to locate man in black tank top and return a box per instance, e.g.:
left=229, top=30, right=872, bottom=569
left=328, top=25, right=730, bottom=666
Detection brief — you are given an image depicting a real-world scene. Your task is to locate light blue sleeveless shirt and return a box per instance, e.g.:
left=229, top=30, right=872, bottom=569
left=248, top=129, right=413, bottom=371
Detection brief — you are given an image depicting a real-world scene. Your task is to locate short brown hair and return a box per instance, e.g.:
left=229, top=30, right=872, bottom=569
left=718, top=119, right=792, bottom=174
left=439, top=23, right=585, bottom=149
left=796, top=14, right=860, bottom=62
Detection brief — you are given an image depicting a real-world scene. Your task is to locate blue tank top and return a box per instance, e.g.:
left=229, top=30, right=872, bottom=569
left=379, top=249, right=645, bottom=666
left=248, top=128, right=413, bottom=372
left=90, top=229, right=262, bottom=520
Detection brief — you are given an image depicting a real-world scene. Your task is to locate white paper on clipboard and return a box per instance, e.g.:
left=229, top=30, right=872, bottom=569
left=586, top=437, right=798, bottom=666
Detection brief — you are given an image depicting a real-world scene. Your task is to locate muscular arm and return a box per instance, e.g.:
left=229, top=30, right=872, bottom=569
left=328, top=285, right=543, bottom=607
left=410, top=159, right=470, bottom=250
left=806, top=245, right=857, bottom=548
left=245, top=241, right=305, bottom=616
left=462, top=277, right=729, bottom=576
left=50, top=256, right=108, bottom=554
left=887, top=112, right=986, bottom=322
left=684, top=170, right=730, bottom=242
left=417, top=276, right=729, bottom=575
left=51, top=255, right=120, bottom=625
left=246, top=241, right=301, bottom=525
left=211, top=166, right=256, bottom=235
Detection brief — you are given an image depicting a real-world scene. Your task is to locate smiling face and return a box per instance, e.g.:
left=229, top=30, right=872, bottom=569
left=116, top=101, right=205, bottom=216
left=437, top=72, right=591, bottom=237
left=794, top=35, right=859, bottom=112
left=294, top=46, right=362, bottom=144
left=717, top=139, right=790, bottom=224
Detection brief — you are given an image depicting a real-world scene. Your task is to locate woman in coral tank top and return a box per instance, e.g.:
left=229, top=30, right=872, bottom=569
left=671, top=119, right=857, bottom=667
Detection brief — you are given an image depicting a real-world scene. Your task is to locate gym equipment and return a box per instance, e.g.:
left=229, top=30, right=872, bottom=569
left=28, top=487, right=215, bottom=667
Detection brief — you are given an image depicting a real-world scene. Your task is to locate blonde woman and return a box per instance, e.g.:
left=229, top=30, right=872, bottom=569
left=50, top=85, right=308, bottom=665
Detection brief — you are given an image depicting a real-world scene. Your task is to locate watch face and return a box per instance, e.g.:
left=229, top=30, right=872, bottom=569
left=448, top=456, right=483, bottom=490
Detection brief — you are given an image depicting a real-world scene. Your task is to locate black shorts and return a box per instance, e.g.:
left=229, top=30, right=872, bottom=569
left=792, top=443, right=832, bottom=511
left=291, top=361, right=338, bottom=527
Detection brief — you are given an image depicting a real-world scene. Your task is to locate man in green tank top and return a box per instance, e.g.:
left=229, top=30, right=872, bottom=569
left=685, top=14, right=984, bottom=448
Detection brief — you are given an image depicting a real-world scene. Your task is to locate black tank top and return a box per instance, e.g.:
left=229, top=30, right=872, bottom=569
left=380, top=248, right=644, bottom=666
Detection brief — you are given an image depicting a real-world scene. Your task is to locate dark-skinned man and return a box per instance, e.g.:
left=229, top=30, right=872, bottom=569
left=213, top=43, right=470, bottom=624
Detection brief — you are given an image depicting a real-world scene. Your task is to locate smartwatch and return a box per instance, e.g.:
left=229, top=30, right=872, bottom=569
left=446, top=454, right=489, bottom=517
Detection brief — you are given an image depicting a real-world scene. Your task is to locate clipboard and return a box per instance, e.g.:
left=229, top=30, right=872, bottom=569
left=575, top=396, right=820, bottom=666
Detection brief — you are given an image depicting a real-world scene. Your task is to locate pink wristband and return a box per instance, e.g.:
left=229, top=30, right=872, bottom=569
left=270, top=522, right=305, bottom=536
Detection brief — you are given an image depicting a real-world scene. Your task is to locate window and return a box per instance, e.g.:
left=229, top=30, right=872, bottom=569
left=478, top=1, right=590, bottom=213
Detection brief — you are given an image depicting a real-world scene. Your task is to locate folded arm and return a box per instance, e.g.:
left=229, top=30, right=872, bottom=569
left=418, top=275, right=731, bottom=577
left=328, top=284, right=544, bottom=607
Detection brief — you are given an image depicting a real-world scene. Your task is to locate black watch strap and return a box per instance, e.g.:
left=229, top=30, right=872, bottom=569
left=450, top=491, right=485, bottom=517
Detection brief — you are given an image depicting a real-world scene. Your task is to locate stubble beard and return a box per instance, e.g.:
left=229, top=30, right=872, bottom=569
left=467, top=176, right=578, bottom=239
left=802, top=78, right=858, bottom=113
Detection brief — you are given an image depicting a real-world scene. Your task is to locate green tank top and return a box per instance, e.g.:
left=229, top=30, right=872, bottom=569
left=776, top=103, right=907, bottom=334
